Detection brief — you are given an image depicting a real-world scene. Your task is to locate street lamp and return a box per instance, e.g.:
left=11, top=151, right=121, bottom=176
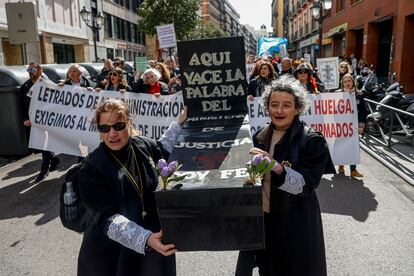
left=311, top=0, right=332, bottom=58
left=80, top=6, right=104, bottom=62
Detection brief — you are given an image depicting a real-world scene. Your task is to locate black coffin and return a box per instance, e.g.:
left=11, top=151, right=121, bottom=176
left=155, top=123, right=264, bottom=251
left=155, top=186, right=264, bottom=251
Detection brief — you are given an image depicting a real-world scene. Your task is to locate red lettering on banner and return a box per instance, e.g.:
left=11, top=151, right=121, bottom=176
left=310, top=122, right=354, bottom=138
left=313, top=99, right=354, bottom=115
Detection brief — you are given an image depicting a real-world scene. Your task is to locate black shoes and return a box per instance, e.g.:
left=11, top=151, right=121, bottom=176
left=49, top=157, right=60, bottom=172
left=34, top=171, right=49, bottom=183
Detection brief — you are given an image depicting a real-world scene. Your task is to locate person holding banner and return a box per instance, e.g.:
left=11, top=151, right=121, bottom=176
left=19, top=62, right=60, bottom=183
left=336, top=73, right=365, bottom=177
left=154, top=62, right=171, bottom=85
left=76, top=99, right=187, bottom=276
left=132, top=68, right=169, bottom=95
left=247, top=61, right=276, bottom=97
left=96, top=59, right=113, bottom=89
left=236, top=76, right=335, bottom=276
left=293, top=63, right=325, bottom=94
left=59, top=64, right=96, bottom=88
left=105, top=67, right=132, bottom=92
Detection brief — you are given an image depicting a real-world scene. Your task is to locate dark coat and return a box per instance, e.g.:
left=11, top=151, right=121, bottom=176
left=253, top=118, right=335, bottom=276
left=247, top=77, right=273, bottom=97
left=64, top=76, right=96, bottom=88
left=77, top=136, right=175, bottom=276
left=132, top=78, right=169, bottom=95
left=306, top=80, right=325, bottom=93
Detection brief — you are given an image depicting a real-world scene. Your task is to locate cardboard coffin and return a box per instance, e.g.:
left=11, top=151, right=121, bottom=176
left=155, top=123, right=265, bottom=251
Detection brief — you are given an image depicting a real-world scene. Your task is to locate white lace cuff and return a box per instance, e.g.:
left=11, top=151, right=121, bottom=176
left=159, top=121, right=182, bottom=153
left=106, top=214, right=152, bottom=255
left=278, top=166, right=305, bottom=195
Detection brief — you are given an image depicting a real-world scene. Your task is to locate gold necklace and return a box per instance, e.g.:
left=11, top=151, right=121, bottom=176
left=111, top=145, right=147, bottom=219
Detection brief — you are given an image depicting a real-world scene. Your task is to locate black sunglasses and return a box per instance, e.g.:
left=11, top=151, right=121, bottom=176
left=27, top=67, right=38, bottom=73
left=298, top=70, right=308, bottom=74
left=97, top=122, right=127, bottom=133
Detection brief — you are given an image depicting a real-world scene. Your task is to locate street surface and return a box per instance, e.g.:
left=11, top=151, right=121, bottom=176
left=0, top=150, right=413, bottom=276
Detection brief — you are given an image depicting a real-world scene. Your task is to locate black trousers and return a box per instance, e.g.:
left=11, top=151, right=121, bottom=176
left=235, top=212, right=271, bottom=276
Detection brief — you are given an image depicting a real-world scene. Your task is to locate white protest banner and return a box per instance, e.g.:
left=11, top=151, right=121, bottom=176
left=156, top=23, right=177, bottom=49
left=304, top=53, right=311, bottom=64
left=28, top=80, right=184, bottom=157
left=317, top=57, right=339, bottom=91
left=247, top=92, right=360, bottom=165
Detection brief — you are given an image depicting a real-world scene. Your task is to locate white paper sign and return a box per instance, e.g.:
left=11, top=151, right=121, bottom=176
left=317, top=57, right=339, bottom=91
left=247, top=92, right=360, bottom=165
left=156, top=23, right=177, bottom=49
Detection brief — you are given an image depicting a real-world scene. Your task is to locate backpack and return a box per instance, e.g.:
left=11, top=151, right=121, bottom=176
left=59, top=159, right=93, bottom=233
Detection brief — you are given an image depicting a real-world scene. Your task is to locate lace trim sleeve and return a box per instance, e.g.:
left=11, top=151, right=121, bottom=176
left=278, top=166, right=305, bottom=195
left=158, top=121, right=182, bottom=153
left=106, top=214, right=152, bottom=255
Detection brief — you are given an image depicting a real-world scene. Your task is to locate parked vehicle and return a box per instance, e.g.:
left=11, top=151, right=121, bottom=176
left=365, top=81, right=414, bottom=137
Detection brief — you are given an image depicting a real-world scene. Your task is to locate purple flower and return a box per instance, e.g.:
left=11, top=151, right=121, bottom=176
left=251, top=154, right=263, bottom=166
left=263, top=156, right=271, bottom=165
left=158, top=159, right=167, bottom=169
left=168, top=161, right=178, bottom=172
left=161, top=167, right=171, bottom=177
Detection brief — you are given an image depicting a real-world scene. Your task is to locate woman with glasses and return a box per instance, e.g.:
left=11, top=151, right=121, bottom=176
left=336, top=73, right=365, bottom=177
left=293, top=63, right=325, bottom=93
left=105, top=67, right=132, bottom=92
left=77, top=98, right=187, bottom=276
left=132, top=68, right=169, bottom=95
left=247, top=61, right=276, bottom=98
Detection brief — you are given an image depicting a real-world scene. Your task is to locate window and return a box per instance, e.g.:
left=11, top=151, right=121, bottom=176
left=120, top=20, right=126, bottom=40
left=337, top=0, right=345, bottom=12
left=126, top=21, right=131, bottom=42
left=104, top=13, right=113, bottom=38
left=115, top=49, right=122, bottom=58
left=131, top=24, right=136, bottom=43
left=113, top=17, right=121, bottom=39
left=107, top=48, right=114, bottom=60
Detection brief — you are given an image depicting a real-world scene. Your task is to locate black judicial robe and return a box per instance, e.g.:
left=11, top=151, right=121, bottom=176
left=253, top=117, right=335, bottom=276
left=77, top=136, right=175, bottom=276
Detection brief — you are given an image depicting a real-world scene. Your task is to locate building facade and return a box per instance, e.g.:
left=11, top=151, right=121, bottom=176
left=0, top=0, right=146, bottom=65
left=287, top=0, right=320, bottom=64
left=271, top=0, right=284, bottom=37
left=322, top=0, right=414, bottom=91
left=201, top=0, right=256, bottom=56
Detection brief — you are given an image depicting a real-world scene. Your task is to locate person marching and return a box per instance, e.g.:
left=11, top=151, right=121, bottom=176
left=293, top=63, right=325, bottom=93
left=19, top=62, right=60, bottom=182
left=76, top=99, right=187, bottom=276
left=236, top=75, right=335, bottom=276
left=336, top=73, right=366, bottom=177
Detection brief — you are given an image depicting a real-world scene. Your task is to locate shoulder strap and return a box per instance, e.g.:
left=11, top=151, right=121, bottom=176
left=300, top=125, right=309, bottom=154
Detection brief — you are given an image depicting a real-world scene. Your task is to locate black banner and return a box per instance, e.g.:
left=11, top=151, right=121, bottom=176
left=178, top=36, right=247, bottom=122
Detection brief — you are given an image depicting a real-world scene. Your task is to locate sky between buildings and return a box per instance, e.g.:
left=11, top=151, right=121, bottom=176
left=228, top=0, right=273, bottom=32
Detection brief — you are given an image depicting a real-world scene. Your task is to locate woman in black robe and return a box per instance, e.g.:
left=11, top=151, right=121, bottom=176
left=236, top=75, right=335, bottom=276
left=77, top=99, right=187, bottom=276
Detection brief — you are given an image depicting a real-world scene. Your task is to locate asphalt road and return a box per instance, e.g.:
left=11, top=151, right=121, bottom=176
left=0, top=151, right=413, bottom=276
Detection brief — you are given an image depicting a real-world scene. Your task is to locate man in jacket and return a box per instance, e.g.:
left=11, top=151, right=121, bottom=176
left=20, top=63, right=60, bottom=182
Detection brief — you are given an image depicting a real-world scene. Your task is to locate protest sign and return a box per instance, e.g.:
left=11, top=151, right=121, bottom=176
left=156, top=23, right=177, bottom=49
left=28, top=80, right=183, bottom=156
left=317, top=57, right=339, bottom=90
left=247, top=92, right=360, bottom=165
left=178, top=36, right=248, bottom=124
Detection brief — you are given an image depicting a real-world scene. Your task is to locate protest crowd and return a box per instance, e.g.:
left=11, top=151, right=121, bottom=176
left=18, top=38, right=369, bottom=275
